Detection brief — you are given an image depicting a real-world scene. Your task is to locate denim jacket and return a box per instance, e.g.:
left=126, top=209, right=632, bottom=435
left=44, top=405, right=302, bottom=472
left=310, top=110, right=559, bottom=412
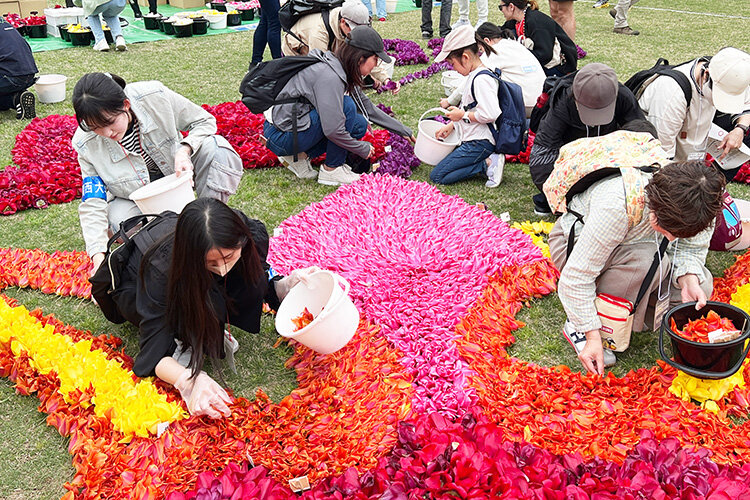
left=73, top=80, right=217, bottom=256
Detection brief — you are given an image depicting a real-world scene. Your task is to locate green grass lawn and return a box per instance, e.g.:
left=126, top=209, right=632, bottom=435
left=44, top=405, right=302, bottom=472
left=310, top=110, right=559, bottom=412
left=1, top=1, right=750, bottom=498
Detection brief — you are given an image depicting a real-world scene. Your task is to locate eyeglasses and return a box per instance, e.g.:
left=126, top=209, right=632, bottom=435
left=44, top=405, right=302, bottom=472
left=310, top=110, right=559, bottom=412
left=498, top=3, right=508, bottom=9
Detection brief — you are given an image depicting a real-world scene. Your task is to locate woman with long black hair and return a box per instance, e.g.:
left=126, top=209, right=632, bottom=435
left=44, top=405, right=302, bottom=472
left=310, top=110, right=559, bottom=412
left=110, top=198, right=315, bottom=418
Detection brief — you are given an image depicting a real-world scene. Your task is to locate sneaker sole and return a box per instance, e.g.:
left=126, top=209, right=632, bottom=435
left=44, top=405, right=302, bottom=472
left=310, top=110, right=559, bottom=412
left=533, top=209, right=552, bottom=216
left=20, top=92, right=35, bottom=120
left=318, top=179, right=343, bottom=186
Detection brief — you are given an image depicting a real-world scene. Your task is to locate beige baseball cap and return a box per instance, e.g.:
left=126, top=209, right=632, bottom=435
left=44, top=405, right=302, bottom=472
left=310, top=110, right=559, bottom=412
left=340, top=1, right=371, bottom=29
left=709, top=47, right=750, bottom=114
left=434, top=25, right=477, bottom=63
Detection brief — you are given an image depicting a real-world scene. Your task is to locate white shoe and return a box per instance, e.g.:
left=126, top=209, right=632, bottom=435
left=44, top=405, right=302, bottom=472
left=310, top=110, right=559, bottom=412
left=563, top=320, right=617, bottom=367
left=224, top=329, right=239, bottom=373
left=317, top=164, right=361, bottom=186
left=93, top=39, right=110, bottom=52
left=451, top=18, right=470, bottom=29
left=485, top=154, right=505, bottom=188
left=115, top=35, right=127, bottom=51
left=279, top=155, right=317, bottom=179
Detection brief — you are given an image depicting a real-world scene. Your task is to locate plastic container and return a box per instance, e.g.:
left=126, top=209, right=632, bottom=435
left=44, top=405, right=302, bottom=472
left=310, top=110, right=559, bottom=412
left=211, top=1, right=227, bottom=10
left=28, top=24, right=47, bottom=38
left=128, top=173, right=196, bottom=214
left=162, top=19, right=176, bottom=35
left=659, top=301, right=750, bottom=379
left=238, top=7, right=253, bottom=20
left=69, top=29, right=92, bottom=46
left=143, top=14, right=162, bottom=29
left=414, top=108, right=462, bottom=166
left=173, top=19, right=193, bottom=37
left=226, top=12, right=241, bottom=25
left=59, top=24, right=70, bottom=41
left=275, top=271, right=360, bottom=355
left=441, top=70, right=463, bottom=97
left=206, top=12, right=227, bottom=29
left=192, top=17, right=209, bottom=34
left=34, top=74, right=68, bottom=104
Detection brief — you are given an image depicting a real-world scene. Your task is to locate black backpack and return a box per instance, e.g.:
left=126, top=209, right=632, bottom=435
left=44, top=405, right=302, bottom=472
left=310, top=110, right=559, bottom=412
left=624, top=58, right=697, bottom=109
left=89, top=212, right=178, bottom=324
left=528, top=72, right=576, bottom=135
left=239, top=56, right=322, bottom=158
left=278, top=0, right=344, bottom=51
left=465, top=69, right=527, bottom=155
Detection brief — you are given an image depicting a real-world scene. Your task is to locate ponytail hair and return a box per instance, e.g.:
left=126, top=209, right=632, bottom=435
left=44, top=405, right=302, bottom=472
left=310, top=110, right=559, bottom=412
left=72, top=72, right=129, bottom=131
left=475, top=22, right=505, bottom=42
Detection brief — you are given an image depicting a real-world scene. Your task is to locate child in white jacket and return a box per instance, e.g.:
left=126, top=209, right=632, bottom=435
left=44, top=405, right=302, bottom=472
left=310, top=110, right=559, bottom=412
left=431, top=25, right=503, bottom=187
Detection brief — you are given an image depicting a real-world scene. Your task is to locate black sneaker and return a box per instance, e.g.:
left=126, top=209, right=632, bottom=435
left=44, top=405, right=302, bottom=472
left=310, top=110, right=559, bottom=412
left=532, top=193, right=552, bottom=216
left=16, top=91, right=35, bottom=120
left=421, top=31, right=432, bottom=39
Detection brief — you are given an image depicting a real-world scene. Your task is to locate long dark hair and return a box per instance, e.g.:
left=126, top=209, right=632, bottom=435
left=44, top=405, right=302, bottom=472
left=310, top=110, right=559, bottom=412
left=476, top=22, right=516, bottom=41
left=72, top=72, right=129, bottom=131
left=161, top=198, right=264, bottom=378
left=334, top=41, right=371, bottom=94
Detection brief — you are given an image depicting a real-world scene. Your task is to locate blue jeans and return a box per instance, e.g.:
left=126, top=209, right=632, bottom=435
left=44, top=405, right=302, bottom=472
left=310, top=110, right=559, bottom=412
left=252, top=0, right=282, bottom=63
left=88, top=0, right=126, bottom=43
left=361, top=0, right=386, bottom=19
left=430, top=139, right=494, bottom=184
left=0, top=74, right=36, bottom=110
left=263, top=96, right=368, bottom=167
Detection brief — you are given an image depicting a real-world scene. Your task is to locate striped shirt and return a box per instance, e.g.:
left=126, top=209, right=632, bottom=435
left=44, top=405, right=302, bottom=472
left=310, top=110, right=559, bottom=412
left=119, top=119, right=163, bottom=181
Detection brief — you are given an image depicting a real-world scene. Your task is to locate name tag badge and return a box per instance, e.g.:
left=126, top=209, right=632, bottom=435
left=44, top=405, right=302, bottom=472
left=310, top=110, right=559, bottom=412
left=81, top=176, right=107, bottom=201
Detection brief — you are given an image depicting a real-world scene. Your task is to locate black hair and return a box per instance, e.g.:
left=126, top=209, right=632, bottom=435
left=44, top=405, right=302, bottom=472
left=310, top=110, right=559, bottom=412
left=475, top=22, right=505, bottom=41
left=72, top=72, right=129, bottom=131
left=147, top=198, right=264, bottom=379
left=335, top=40, right=373, bottom=94
left=447, top=36, right=497, bottom=62
left=621, top=119, right=659, bottom=139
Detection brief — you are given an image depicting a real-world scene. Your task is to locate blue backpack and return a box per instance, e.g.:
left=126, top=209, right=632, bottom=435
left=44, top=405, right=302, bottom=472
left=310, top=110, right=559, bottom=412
left=466, top=68, right=527, bottom=155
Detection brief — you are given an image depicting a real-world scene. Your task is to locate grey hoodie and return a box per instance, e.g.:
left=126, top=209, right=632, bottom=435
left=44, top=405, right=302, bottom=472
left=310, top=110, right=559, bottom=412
left=268, top=50, right=412, bottom=158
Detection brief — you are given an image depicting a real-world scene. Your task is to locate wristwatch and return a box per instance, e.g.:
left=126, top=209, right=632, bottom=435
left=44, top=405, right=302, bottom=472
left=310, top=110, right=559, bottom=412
left=735, top=123, right=750, bottom=135
left=462, top=113, right=471, bottom=124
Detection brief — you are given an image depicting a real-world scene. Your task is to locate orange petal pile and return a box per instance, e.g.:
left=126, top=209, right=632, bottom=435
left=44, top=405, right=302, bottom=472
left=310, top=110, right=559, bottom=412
left=0, top=248, right=92, bottom=299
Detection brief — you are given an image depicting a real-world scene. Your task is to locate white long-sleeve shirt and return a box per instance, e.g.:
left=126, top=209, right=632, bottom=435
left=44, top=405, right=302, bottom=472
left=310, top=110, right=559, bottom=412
left=457, top=66, right=501, bottom=144
left=638, top=58, right=750, bottom=161
left=448, top=39, right=545, bottom=116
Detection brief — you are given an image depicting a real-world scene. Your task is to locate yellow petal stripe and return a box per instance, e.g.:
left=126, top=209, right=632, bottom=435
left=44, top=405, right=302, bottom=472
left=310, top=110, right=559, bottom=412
left=0, top=300, right=184, bottom=439
left=511, top=220, right=555, bottom=259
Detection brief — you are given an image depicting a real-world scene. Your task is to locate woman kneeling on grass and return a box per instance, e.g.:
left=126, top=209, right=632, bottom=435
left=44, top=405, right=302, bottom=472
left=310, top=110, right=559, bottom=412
left=109, top=198, right=317, bottom=418
left=72, top=73, right=244, bottom=274
left=263, top=25, right=415, bottom=186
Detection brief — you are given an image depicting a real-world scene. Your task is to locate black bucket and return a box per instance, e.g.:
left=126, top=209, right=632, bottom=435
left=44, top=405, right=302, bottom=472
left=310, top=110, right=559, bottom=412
left=659, top=301, right=750, bottom=379
left=59, top=24, right=70, bottom=41
left=238, top=8, right=254, bottom=20
left=211, top=1, right=227, bottom=11
left=192, top=17, right=209, bottom=34
left=28, top=24, right=47, bottom=38
left=143, top=15, right=161, bottom=30
left=226, top=12, right=242, bottom=25
left=163, top=19, right=176, bottom=35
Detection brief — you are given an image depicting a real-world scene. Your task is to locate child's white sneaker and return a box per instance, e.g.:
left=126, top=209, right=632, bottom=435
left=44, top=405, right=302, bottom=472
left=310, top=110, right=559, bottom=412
left=485, top=154, right=505, bottom=188
left=115, top=35, right=127, bottom=51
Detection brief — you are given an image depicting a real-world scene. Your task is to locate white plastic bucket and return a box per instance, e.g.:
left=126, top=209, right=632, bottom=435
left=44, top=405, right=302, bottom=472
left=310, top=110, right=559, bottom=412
left=34, top=74, right=68, bottom=104
left=206, top=12, right=227, bottom=29
left=275, top=271, right=360, bottom=354
left=128, top=173, right=196, bottom=214
left=441, top=70, right=464, bottom=97
left=414, top=107, right=462, bottom=166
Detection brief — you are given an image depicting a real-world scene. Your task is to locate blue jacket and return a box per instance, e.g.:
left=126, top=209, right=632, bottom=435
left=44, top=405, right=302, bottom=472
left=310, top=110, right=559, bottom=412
left=0, top=22, right=38, bottom=78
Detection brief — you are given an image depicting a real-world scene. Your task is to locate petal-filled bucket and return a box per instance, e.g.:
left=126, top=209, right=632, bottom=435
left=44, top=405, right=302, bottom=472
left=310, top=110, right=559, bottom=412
left=129, top=173, right=195, bottom=214
left=275, top=271, right=360, bottom=354
left=414, top=107, right=461, bottom=166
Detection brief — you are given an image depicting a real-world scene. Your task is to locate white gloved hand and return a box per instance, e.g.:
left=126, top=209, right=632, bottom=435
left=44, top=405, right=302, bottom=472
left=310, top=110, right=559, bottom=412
left=174, top=370, right=232, bottom=419
left=275, top=265, right=321, bottom=301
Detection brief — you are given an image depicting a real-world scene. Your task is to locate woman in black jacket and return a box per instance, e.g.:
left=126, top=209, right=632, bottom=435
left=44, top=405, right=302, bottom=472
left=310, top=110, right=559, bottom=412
left=113, top=198, right=315, bottom=419
left=499, top=0, right=577, bottom=76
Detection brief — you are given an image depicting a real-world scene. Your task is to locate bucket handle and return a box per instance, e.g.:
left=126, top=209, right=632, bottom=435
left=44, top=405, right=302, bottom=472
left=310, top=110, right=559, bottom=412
left=317, top=273, right=351, bottom=319
left=658, top=321, right=750, bottom=379
left=418, top=107, right=463, bottom=143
